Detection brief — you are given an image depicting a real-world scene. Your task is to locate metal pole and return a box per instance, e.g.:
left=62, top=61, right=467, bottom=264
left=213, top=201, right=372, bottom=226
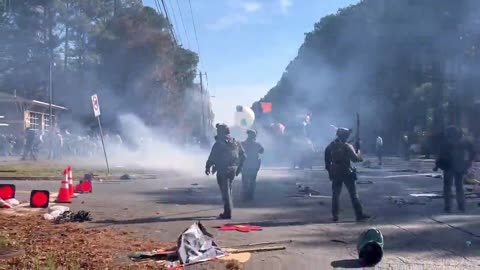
left=48, top=58, right=53, bottom=159
left=97, top=116, right=110, bottom=174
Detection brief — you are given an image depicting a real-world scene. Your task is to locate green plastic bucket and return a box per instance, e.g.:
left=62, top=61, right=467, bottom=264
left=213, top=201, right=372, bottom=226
left=357, top=228, right=384, bottom=267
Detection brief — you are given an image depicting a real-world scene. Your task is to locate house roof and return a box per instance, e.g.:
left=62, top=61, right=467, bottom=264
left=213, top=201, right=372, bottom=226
left=0, top=91, right=68, bottom=110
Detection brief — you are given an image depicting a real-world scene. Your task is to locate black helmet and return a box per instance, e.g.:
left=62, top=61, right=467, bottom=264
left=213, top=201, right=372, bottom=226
left=215, top=123, right=230, bottom=136
left=336, top=128, right=352, bottom=141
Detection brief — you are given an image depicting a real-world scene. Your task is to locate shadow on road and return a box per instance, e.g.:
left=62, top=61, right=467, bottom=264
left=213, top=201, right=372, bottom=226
left=330, top=259, right=363, bottom=268
left=92, top=215, right=218, bottom=225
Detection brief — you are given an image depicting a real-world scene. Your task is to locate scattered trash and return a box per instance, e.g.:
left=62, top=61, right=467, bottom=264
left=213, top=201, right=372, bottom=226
left=5, top=198, right=19, bottom=206
left=129, top=249, right=177, bottom=262
left=425, top=174, right=442, bottom=179
left=224, top=240, right=292, bottom=249
left=357, top=228, right=384, bottom=267
left=224, top=245, right=286, bottom=253
left=0, top=198, right=12, bottom=209
left=44, top=205, right=70, bottom=221
left=297, top=185, right=320, bottom=195
left=177, top=222, right=226, bottom=264
left=128, top=227, right=288, bottom=267
left=357, top=180, right=373, bottom=185
left=387, top=196, right=428, bottom=206
left=53, top=210, right=92, bottom=224
left=219, top=224, right=262, bottom=233
left=409, top=193, right=441, bottom=198
left=120, top=174, right=131, bottom=180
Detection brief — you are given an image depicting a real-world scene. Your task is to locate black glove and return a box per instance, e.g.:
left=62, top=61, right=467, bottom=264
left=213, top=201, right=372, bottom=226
left=205, top=167, right=210, bottom=176
left=212, top=166, right=217, bottom=175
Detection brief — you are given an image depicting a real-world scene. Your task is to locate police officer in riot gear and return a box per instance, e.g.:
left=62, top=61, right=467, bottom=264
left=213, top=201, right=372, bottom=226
left=434, top=126, right=475, bottom=213
left=241, top=129, right=264, bottom=201
left=325, top=128, right=370, bottom=222
left=205, top=124, right=245, bottom=219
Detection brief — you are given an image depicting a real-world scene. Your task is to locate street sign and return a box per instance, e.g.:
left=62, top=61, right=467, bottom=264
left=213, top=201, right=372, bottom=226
left=90, top=94, right=109, bottom=174
left=91, top=94, right=101, bottom=117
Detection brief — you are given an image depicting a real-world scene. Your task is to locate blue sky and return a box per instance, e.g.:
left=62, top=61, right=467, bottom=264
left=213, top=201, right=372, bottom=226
left=143, top=0, right=360, bottom=124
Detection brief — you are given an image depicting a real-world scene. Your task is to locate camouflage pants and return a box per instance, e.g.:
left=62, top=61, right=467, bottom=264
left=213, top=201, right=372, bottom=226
left=331, top=177, right=364, bottom=219
left=443, top=170, right=465, bottom=212
left=241, top=168, right=259, bottom=200
left=216, top=169, right=236, bottom=216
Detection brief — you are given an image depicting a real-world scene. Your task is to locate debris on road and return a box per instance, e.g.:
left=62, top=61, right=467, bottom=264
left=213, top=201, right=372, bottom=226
left=387, top=196, right=428, bottom=206
left=53, top=210, right=92, bottom=224
left=128, top=248, right=177, bottom=262
left=224, top=245, right=286, bottom=253
left=296, top=184, right=321, bottom=195
left=357, top=180, right=373, bottom=185
left=128, top=224, right=285, bottom=268
left=120, top=174, right=131, bottom=180
left=218, top=224, right=262, bottom=233
left=225, top=240, right=292, bottom=249
left=43, top=205, right=70, bottom=221
left=425, top=174, right=442, bottom=179
left=0, top=199, right=12, bottom=209
left=177, top=222, right=226, bottom=264
left=409, top=193, right=441, bottom=198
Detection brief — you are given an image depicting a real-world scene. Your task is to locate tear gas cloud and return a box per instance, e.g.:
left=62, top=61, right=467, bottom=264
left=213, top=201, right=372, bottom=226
left=256, top=0, right=480, bottom=156
left=67, top=113, right=207, bottom=177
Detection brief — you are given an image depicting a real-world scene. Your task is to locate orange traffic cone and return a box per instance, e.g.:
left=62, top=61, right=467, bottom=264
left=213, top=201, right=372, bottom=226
left=55, top=169, right=71, bottom=203
left=67, top=166, right=76, bottom=198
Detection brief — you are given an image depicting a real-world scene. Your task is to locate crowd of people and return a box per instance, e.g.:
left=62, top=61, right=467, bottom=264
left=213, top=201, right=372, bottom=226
left=0, top=128, right=120, bottom=161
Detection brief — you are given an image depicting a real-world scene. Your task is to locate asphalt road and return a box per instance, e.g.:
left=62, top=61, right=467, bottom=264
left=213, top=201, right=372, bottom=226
left=3, top=158, right=480, bottom=270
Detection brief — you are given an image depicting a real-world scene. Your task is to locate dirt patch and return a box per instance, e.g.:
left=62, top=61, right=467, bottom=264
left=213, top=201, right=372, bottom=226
left=0, top=214, right=175, bottom=269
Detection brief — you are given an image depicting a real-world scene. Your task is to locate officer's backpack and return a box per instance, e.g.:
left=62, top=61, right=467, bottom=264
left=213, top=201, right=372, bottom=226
left=329, top=141, right=353, bottom=177
left=218, top=138, right=240, bottom=167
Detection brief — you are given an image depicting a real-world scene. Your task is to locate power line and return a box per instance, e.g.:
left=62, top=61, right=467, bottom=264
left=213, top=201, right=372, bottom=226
left=188, top=0, right=201, bottom=57
left=175, top=0, right=191, bottom=49
left=163, top=0, right=183, bottom=45
left=156, top=0, right=178, bottom=45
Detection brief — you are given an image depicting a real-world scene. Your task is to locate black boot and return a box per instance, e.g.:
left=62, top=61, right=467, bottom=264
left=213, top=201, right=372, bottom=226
left=218, top=213, right=231, bottom=220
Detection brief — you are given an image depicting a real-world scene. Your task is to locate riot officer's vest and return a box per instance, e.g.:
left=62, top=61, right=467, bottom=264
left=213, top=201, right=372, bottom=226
left=216, top=137, right=240, bottom=169
left=329, top=141, right=353, bottom=178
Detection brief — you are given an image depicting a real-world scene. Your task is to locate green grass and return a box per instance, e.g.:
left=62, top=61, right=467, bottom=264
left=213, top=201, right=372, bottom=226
left=0, top=160, right=146, bottom=179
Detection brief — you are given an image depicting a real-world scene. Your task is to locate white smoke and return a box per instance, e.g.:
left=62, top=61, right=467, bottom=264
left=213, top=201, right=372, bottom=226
left=102, top=113, right=207, bottom=176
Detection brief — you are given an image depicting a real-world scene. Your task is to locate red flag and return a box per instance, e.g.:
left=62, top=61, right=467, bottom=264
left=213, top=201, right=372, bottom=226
left=260, top=102, right=272, bottom=113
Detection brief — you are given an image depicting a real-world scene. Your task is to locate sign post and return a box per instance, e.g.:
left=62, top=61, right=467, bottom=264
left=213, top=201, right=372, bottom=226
left=91, top=94, right=110, bottom=174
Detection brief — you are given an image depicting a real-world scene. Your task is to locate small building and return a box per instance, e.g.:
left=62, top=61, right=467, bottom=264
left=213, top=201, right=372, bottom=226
left=0, top=91, right=67, bottom=136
